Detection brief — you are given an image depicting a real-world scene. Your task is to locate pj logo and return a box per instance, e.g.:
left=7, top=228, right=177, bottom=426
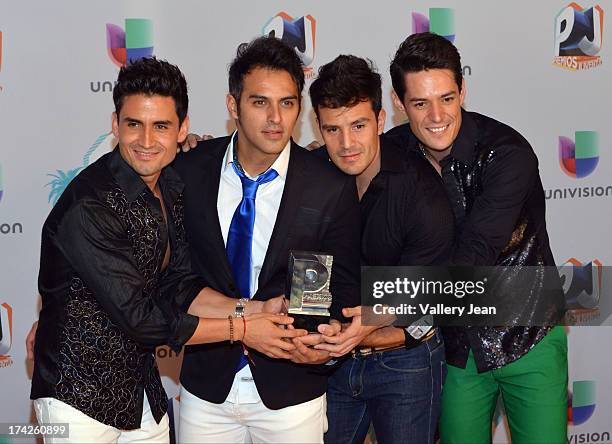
left=553, top=3, right=604, bottom=70
left=560, top=258, right=602, bottom=310
left=262, top=12, right=316, bottom=78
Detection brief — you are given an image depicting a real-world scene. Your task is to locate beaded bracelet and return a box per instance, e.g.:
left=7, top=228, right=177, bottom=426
left=228, top=315, right=234, bottom=344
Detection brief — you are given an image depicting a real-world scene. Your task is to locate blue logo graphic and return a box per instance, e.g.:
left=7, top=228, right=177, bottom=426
left=46, top=132, right=112, bottom=206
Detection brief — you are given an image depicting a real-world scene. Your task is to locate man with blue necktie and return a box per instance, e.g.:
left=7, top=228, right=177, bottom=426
left=173, top=36, right=361, bottom=443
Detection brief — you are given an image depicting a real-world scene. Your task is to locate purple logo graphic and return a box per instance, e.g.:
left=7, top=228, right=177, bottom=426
left=106, top=19, right=153, bottom=67
left=559, top=131, right=599, bottom=178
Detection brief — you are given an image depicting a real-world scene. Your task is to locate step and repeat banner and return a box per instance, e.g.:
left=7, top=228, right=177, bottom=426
left=0, top=1, right=610, bottom=442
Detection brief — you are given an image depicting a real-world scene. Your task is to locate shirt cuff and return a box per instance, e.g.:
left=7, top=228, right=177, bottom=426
left=167, top=312, right=199, bottom=353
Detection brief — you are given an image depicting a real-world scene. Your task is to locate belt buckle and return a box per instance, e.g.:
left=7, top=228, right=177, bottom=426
left=351, top=347, right=373, bottom=358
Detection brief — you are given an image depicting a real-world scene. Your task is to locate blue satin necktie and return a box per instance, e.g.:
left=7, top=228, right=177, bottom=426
left=226, top=162, right=279, bottom=371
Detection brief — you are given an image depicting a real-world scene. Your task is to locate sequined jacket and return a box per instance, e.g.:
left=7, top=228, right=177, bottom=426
left=388, top=110, right=565, bottom=372
left=32, top=149, right=202, bottom=429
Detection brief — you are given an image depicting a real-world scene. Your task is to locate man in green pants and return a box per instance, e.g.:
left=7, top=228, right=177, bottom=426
left=386, top=32, right=567, bottom=444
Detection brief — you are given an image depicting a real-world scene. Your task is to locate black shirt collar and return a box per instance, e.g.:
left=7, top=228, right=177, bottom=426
left=108, top=147, right=185, bottom=203
left=390, top=109, right=478, bottom=167
left=445, top=108, right=478, bottom=167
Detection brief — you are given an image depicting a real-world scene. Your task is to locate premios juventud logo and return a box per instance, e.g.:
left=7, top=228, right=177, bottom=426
left=262, top=12, right=317, bottom=79
left=554, top=3, right=604, bottom=71
left=560, top=258, right=603, bottom=325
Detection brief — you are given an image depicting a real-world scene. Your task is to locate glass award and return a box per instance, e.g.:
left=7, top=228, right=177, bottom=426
left=286, top=251, right=333, bottom=332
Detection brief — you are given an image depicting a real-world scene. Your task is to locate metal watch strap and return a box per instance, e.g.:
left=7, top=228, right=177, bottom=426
left=234, top=298, right=249, bottom=317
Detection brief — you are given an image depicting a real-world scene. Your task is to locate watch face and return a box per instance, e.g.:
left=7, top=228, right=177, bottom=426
left=235, top=303, right=245, bottom=317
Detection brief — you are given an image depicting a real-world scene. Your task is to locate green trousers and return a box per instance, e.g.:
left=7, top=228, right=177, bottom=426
left=440, top=326, right=568, bottom=444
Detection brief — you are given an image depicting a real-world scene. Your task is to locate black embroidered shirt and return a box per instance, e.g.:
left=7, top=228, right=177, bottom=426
left=31, top=148, right=202, bottom=429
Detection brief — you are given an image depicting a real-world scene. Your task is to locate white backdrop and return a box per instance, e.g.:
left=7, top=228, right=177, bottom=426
left=1, top=1, right=610, bottom=443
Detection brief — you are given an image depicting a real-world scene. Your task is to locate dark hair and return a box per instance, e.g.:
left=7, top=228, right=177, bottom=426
left=309, top=55, right=382, bottom=119
left=228, top=36, right=305, bottom=104
left=390, top=32, right=462, bottom=101
left=113, top=57, right=188, bottom=124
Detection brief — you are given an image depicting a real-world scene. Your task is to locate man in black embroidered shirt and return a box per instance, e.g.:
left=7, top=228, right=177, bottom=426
left=308, top=55, right=453, bottom=444
left=31, top=57, right=302, bottom=443
left=387, top=33, right=567, bottom=443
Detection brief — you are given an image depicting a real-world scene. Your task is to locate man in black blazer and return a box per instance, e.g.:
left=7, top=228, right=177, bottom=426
left=173, top=37, right=360, bottom=443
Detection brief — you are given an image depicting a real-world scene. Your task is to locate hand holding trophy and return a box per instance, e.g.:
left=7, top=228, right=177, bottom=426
left=286, top=251, right=333, bottom=332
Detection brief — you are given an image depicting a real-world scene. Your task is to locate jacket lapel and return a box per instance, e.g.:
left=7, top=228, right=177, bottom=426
left=201, top=138, right=235, bottom=287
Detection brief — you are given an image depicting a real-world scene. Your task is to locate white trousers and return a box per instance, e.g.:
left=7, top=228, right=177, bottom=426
left=33, top=393, right=169, bottom=443
left=178, top=386, right=327, bottom=443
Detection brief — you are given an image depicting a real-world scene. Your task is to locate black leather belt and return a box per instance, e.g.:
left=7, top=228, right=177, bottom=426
left=351, top=344, right=405, bottom=358
left=351, top=328, right=437, bottom=358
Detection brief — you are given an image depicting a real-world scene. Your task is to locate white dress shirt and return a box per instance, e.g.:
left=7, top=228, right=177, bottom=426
left=217, top=131, right=290, bottom=404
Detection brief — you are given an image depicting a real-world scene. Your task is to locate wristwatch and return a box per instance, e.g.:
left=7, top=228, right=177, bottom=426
left=234, top=298, right=249, bottom=317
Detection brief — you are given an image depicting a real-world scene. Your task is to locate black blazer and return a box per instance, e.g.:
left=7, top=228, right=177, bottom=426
left=173, top=136, right=360, bottom=409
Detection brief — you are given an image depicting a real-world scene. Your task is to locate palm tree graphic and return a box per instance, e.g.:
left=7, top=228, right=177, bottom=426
left=46, top=132, right=112, bottom=206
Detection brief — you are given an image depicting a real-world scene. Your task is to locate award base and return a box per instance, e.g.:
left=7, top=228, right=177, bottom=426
left=291, top=313, right=330, bottom=333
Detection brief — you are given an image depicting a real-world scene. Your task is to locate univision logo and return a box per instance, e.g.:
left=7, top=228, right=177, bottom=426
left=262, top=12, right=316, bottom=78
left=106, top=18, right=154, bottom=67
left=567, top=380, right=611, bottom=444
left=559, top=131, right=599, bottom=178
left=410, top=8, right=471, bottom=76
left=569, top=380, right=596, bottom=426
left=91, top=19, right=154, bottom=93
left=546, top=130, right=609, bottom=199
left=412, top=8, right=455, bottom=42
left=0, top=303, right=13, bottom=368
left=0, top=164, right=24, bottom=235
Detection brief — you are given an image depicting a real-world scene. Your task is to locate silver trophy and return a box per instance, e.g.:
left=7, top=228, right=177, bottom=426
left=286, top=251, right=333, bottom=332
